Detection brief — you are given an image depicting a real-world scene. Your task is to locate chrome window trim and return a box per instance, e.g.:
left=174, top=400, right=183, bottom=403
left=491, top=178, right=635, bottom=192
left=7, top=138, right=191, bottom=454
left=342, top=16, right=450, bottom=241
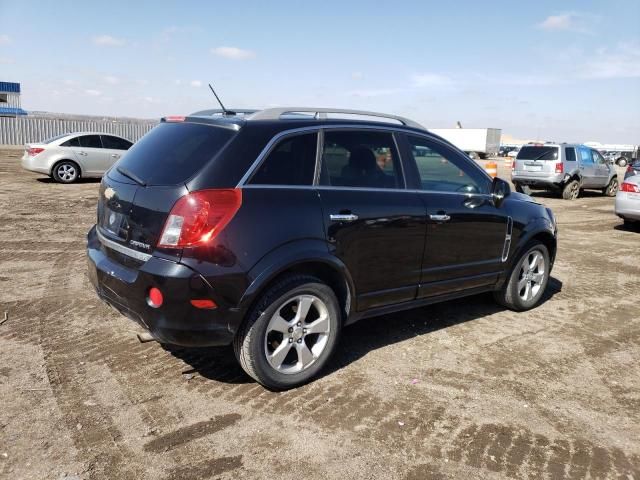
left=238, top=124, right=415, bottom=190
left=239, top=183, right=492, bottom=198
left=97, top=228, right=152, bottom=262
left=237, top=123, right=492, bottom=195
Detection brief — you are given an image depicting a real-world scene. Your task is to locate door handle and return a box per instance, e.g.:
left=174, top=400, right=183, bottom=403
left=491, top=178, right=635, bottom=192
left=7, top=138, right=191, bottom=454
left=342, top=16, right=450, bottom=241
left=330, top=213, right=358, bottom=222
left=429, top=214, right=451, bottom=222
left=111, top=154, right=120, bottom=158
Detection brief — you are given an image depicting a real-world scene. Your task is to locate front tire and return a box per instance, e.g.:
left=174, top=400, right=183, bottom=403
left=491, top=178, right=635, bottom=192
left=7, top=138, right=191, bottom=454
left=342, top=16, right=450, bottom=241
left=52, top=161, right=80, bottom=183
left=234, top=275, right=341, bottom=390
left=603, top=177, right=618, bottom=197
left=562, top=179, right=580, bottom=200
left=494, top=242, right=550, bottom=311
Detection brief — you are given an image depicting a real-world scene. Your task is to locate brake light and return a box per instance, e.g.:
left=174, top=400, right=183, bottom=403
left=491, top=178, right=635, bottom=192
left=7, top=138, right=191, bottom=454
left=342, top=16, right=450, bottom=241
left=164, top=115, right=186, bottom=122
left=28, top=147, right=44, bottom=156
left=620, top=182, right=640, bottom=193
left=158, top=189, right=242, bottom=248
left=555, top=163, right=563, bottom=174
left=627, top=165, right=635, bottom=173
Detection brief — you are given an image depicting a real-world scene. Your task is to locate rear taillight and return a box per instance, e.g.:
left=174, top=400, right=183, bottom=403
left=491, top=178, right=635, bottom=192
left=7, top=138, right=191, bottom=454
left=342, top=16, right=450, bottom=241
left=555, top=163, right=563, bottom=174
left=28, top=147, right=44, bottom=156
left=627, top=165, right=635, bottom=173
left=620, top=182, right=640, bottom=193
left=158, top=189, right=242, bottom=248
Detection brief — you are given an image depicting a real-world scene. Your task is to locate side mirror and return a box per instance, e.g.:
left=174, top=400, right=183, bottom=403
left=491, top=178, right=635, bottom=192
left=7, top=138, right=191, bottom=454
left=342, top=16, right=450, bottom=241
left=492, top=177, right=511, bottom=206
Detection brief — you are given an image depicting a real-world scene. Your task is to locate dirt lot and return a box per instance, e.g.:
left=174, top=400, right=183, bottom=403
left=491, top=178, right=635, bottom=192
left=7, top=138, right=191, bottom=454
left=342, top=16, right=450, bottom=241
left=0, top=149, right=638, bottom=480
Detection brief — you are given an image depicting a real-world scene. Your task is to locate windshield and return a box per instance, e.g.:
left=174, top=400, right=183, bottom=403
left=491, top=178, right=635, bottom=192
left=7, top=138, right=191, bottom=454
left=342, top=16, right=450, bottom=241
left=517, top=146, right=559, bottom=161
left=112, top=122, right=236, bottom=185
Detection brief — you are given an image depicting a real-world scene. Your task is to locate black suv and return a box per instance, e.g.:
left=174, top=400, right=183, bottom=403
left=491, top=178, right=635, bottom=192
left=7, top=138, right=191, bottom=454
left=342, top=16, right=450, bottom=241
left=87, top=108, right=557, bottom=390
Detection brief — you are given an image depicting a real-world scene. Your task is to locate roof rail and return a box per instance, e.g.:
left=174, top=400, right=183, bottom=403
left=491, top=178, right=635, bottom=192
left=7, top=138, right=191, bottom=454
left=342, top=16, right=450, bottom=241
left=190, top=108, right=259, bottom=117
left=248, top=107, right=426, bottom=130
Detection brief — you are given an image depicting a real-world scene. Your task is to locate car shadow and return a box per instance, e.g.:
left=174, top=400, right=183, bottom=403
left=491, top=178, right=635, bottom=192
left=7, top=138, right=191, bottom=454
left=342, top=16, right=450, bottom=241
left=528, top=189, right=605, bottom=199
left=165, top=276, right=563, bottom=387
left=36, top=177, right=101, bottom=184
left=613, top=222, right=640, bottom=232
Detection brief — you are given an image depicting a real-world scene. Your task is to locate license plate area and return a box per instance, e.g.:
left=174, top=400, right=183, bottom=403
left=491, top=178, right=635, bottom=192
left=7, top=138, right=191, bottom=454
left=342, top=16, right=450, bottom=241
left=525, top=164, right=543, bottom=172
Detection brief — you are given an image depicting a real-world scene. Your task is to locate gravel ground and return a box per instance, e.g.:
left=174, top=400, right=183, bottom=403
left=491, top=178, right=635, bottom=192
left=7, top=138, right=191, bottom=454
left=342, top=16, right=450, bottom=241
left=0, top=150, right=638, bottom=479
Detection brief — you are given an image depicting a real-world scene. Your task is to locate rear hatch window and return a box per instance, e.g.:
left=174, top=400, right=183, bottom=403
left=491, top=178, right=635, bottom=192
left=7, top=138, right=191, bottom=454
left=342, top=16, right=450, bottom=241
left=516, top=146, right=559, bottom=161
left=111, top=122, right=236, bottom=186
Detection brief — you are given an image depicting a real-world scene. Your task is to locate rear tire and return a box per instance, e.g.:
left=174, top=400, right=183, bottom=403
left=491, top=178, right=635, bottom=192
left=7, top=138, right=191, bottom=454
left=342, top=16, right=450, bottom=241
left=562, top=179, right=580, bottom=200
left=233, top=275, right=341, bottom=390
left=52, top=160, right=80, bottom=183
left=514, top=183, right=532, bottom=195
left=494, top=242, right=550, bottom=312
left=603, top=177, right=618, bottom=197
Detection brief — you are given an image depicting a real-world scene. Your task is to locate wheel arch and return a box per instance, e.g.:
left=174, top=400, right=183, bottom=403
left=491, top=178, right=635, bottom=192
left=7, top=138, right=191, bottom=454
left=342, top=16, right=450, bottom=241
left=50, top=158, right=83, bottom=178
left=237, top=241, right=356, bottom=327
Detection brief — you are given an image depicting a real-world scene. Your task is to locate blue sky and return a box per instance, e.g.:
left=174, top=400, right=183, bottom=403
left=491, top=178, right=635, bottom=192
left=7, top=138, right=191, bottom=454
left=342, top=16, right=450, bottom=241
left=0, top=0, right=638, bottom=143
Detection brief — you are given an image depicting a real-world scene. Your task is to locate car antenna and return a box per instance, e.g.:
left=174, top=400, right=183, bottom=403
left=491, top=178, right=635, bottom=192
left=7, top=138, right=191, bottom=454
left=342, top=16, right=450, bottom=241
left=208, top=83, right=235, bottom=116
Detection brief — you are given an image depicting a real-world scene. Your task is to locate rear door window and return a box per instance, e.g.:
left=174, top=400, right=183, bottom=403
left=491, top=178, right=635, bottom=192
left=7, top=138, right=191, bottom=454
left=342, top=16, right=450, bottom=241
left=565, top=147, right=576, bottom=162
left=319, top=130, right=403, bottom=189
left=516, top=146, right=559, bottom=160
left=112, top=122, right=236, bottom=185
left=101, top=135, right=133, bottom=150
left=249, top=133, right=317, bottom=185
left=61, top=137, right=80, bottom=147
left=78, top=135, right=103, bottom=149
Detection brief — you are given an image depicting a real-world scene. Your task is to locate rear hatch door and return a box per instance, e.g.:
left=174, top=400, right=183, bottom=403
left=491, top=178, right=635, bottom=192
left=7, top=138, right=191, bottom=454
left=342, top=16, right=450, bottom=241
left=514, top=145, right=559, bottom=177
left=96, top=121, right=237, bottom=259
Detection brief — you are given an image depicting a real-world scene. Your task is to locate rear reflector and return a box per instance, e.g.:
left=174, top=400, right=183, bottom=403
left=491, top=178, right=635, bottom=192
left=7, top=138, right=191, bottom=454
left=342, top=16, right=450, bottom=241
left=190, top=299, right=217, bottom=309
left=555, top=163, right=563, bottom=174
left=158, top=189, right=242, bottom=248
left=164, top=115, right=186, bottom=122
left=28, top=147, right=45, bottom=156
left=620, top=182, right=640, bottom=193
left=147, top=287, right=163, bottom=308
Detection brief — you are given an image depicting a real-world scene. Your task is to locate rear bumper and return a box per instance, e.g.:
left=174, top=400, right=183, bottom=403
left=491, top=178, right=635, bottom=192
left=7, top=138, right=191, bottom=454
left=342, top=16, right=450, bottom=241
left=87, top=225, right=241, bottom=347
left=512, top=173, right=565, bottom=188
left=615, top=193, right=640, bottom=221
left=21, top=154, right=50, bottom=175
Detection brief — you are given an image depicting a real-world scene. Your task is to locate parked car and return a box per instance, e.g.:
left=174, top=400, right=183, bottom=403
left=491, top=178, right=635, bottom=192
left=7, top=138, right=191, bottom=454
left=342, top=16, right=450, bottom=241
left=499, top=146, right=517, bottom=157
left=21, top=132, right=133, bottom=183
left=624, top=160, right=640, bottom=180
left=87, top=107, right=558, bottom=390
left=512, top=143, right=619, bottom=200
left=615, top=175, right=640, bottom=226
left=507, top=148, right=520, bottom=158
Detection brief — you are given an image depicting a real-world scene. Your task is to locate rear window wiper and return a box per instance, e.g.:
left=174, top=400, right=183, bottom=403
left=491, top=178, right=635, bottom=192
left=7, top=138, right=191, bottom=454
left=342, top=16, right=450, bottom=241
left=116, top=166, right=147, bottom=187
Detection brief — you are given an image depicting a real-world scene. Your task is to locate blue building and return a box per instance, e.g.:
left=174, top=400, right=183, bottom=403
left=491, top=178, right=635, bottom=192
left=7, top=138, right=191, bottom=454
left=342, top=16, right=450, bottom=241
left=0, top=81, right=27, bottom=116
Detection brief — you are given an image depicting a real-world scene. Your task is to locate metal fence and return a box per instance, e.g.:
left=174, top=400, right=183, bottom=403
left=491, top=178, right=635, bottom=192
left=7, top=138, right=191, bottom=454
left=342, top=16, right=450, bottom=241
left=0, top=114, right=158, bottom=145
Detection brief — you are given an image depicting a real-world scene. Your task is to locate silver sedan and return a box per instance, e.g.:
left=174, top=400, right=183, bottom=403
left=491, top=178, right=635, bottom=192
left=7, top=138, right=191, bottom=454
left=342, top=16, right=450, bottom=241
left=615, top=174, right=640, bottom=226
left=21, top=132, right=133, bottom=183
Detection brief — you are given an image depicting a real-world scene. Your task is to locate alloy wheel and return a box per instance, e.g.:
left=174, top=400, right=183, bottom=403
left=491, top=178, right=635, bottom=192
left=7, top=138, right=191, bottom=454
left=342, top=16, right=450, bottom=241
left=517, top=249, right=546, bottom=302
left=264, top=294, right=331, bottom=374
left=57, top=164, right=77, bottom=182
